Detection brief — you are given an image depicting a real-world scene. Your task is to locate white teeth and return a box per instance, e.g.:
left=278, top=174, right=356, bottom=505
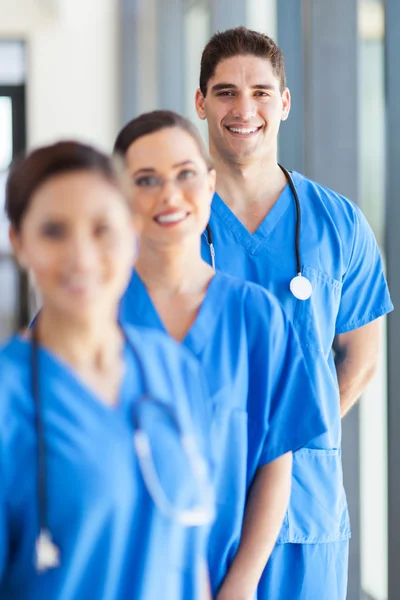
left=228, top=127, right=259, bottom=134
left=155, top=211, right=187, bottom=224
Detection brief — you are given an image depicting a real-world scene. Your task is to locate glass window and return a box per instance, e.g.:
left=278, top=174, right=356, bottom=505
left=358, top=2, right=388, bottom=600
left=0, top=96, right=13, bottom=252
left=0, top=40, right=27, bottom=339
left=0, top=96, right=12, bottom=170
left=0, top=94, right=18, bottom=339
left=0, top=41, right=25, bottom=85
left=136, top=0, right=159, bottom=115
left=246, top=0, right=277, bottom=38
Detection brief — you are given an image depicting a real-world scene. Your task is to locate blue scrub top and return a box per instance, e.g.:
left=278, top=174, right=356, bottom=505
left=200, top=171, right=393, bottom=546
left=0, top=326, right=211, bottom=600
left=120, top=270, right=328, bottom=593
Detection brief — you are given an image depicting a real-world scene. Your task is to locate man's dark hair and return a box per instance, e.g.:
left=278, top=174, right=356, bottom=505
left=200, top=26, right=286, bottom=96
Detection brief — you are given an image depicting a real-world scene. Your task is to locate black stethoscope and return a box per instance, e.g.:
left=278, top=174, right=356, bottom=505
left=205, top=164, right=313, bottom=301
left=30, top=323, right=214, bottom=573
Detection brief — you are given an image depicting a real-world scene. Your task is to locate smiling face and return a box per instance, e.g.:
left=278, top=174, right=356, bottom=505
left=11, top=171, right=136, bottom=323
left=125, top=126, right=216, bottom=247
left=196, top=54, right=290, bottom=165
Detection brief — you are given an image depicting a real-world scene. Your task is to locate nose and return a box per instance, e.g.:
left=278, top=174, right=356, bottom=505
left=65, top=231, right=97, bottom=271
left=159, top=177, right=183, bottom=205
left=232, top=94, right=257, bottom=121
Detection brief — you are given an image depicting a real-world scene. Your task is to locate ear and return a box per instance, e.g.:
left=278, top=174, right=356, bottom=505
left=281, top=87, right=291, bottom=122
left=195, top=88, right=207, bottom=121
left=207, top=168, right=217, bottom=196
left=9, top=226, right=27, bottom=269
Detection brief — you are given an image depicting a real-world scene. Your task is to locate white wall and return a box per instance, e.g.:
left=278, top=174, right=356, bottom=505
left=0, top=0, right=119, bottom=152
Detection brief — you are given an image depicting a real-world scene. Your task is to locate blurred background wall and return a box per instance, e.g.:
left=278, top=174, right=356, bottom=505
left=0, top=0, right=119, bottom=149
left=0, top=1, right=399, bottom=599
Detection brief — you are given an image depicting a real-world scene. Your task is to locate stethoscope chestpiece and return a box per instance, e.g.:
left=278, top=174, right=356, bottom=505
left=35, top=528, right=60, bottom=572
left=290, top=274, right=313, bottom=300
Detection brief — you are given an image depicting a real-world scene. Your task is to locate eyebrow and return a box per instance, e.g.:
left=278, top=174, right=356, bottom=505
left=133, top=160, right=195, bottom=176
left=211, top=83, right=276, bottom=92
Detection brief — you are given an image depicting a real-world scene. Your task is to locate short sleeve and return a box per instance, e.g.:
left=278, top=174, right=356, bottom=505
left=245, top=288, right=328, bottom=466
left=335, top=207, right=393, bottom=334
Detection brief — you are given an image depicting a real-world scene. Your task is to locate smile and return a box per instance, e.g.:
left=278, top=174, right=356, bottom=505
left=154, top=211, right=188, bottom=225
left=61, top=276, right=99, bottom=295
left=226, top=126, right=262, bottom=135
left=63, top=275, right=93, bottom=286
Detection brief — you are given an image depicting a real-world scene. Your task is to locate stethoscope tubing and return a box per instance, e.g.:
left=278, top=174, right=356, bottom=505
left=30, top=322, right=214, bottom=571
left=278, top=165, right=302, bottom=276
left=205, top=164, right=303, bottom=276
left=31, top=326, right=49, bottom=535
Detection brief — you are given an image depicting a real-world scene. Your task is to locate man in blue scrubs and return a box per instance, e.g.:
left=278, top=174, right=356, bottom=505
left=195, top=26, right=393, bottom=600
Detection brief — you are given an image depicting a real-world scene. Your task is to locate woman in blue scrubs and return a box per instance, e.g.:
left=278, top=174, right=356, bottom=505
left=115, top=110, right=328, bottom=600
left=0, top=141, right=214, bottom=600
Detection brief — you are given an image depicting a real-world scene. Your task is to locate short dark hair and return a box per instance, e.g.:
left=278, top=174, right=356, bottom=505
left=6, top=141, right=126, bottom=231
left=114, top=110, right=213, bottom=169
left=200, top=26, right=286, bottom=96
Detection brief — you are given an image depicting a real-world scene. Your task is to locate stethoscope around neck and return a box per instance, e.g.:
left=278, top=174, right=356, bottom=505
left=30, top=322, right=214, bottom=573
left=205, top=164, right=313, bottom=301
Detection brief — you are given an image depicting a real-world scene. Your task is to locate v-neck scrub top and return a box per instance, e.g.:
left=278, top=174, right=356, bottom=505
left=120, top=271, right=328, bottom=594
left=200, top=171, right=393, bottom=550
left=0, top=326, right=211, bottom=600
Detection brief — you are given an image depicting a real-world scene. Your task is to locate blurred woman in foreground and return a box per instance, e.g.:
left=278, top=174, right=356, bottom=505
left=0, top=141, right=213, bottom=600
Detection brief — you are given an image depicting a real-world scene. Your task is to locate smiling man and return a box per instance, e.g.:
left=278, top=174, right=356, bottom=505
left=196, top=26, right=393, bottom=600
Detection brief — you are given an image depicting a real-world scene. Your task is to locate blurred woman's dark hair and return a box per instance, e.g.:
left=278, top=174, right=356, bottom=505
left=6, top=140, right=127, bottom=231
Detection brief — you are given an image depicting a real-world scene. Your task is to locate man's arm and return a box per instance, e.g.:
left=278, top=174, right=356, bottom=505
left=216, top=452, right=292, bottom=600
left=333, top=319, right=382, bottom=418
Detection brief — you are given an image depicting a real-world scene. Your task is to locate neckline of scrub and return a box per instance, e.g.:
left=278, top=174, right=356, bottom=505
left=211, top=170, right=305, bottom=254
left=12, top=333, right=134, bottom=415
left=124, top=270, right=230, bottom=356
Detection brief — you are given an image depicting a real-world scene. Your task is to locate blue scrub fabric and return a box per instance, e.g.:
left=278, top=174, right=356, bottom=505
left=259, top=540, right=349, bottom=600
left=0, top=326, right=211, bottom=600
left=120, top=270, right=328, bottom=596
left=200, top=170, right=393, bottom=599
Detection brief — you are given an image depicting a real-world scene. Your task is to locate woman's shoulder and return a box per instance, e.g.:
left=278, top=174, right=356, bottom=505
left=0, top=333, right=30, bottom=375
left=123, top=324, right=200, bottom=372
left=0, top=334, right=31, bottom=429
left=214, top=271, right=285, bottom=315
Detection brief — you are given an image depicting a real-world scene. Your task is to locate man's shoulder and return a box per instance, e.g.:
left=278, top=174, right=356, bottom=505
left=292, top=171, right=359, bottom=216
